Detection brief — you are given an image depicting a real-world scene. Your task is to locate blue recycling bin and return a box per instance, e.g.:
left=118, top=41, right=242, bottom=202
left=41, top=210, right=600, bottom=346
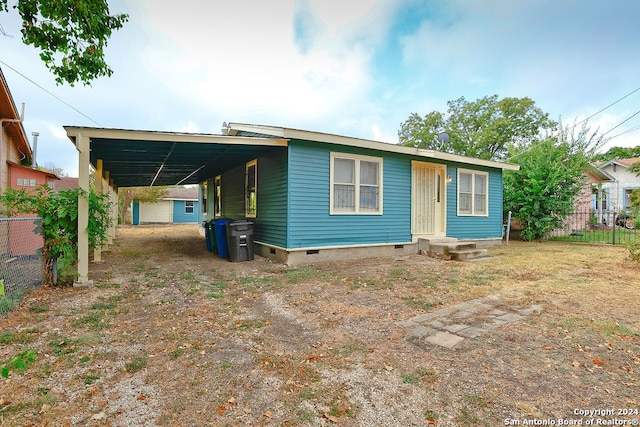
left=213, top=219, right=233, bottom=259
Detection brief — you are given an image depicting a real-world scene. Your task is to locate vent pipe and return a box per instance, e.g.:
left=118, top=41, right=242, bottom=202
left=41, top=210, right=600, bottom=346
left=31, top=132, right=39, bottom=169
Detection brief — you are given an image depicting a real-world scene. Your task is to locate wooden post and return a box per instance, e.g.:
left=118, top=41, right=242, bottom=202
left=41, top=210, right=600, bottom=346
left=74, top=133, right=93, bottom=286
left=93, top=159, right=103, bottom=262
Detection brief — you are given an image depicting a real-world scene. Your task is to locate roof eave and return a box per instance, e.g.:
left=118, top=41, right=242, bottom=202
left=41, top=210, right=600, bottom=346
left=228, top=122, right=520, bottom=171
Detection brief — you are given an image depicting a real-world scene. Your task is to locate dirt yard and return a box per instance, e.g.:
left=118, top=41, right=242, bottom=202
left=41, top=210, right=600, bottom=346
left=1, top=224, right=639, bottom=426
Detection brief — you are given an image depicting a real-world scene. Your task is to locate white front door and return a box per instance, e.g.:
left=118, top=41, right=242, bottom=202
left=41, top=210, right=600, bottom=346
left=412, top=161, right=446, bottom=236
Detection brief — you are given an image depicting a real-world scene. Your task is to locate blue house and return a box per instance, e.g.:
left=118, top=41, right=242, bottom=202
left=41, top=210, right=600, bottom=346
left=133, top=187, right=199, bottom=225
left=65, top=123, right=519, bottom=281
left=199, top=123, right=519, bottom=264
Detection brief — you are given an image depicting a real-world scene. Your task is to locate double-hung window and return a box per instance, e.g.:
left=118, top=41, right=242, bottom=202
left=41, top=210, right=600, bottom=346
left=330, top=153, right=383, bottom=214
left=185, top=201, right=194, bottom=214
left=457, top=169, right=488, bottom=216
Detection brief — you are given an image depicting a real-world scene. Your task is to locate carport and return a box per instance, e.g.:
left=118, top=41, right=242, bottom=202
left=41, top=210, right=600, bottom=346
left=64, top=126, right=288, bottom=284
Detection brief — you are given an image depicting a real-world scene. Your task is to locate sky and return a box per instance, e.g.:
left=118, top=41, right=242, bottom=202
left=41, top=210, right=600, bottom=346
left=1, top=0, right=639, bottom=177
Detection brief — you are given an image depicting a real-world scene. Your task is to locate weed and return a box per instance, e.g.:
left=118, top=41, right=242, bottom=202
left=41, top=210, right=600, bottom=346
left=90, top=301, right=117, bottom=310
left=285, top=267, right=326, bottom=283
left=402, top=295, right=437, bottom=311
left=0, top=328, right=40, bottom=345
left=1, top=349, right=36, bottom=378
left=73, top=311, right=109, bottom=329
left=402, top=367, right=436, bottom=385
left=170, top=345, right=185, bottom=359
left=236, top=319, right=267, bottom=330
left=83, top=373, right=100, bottom=385
left=424, top=410, right=440, bottom=421
left=457, top=407, right=489, bottom=426
left=95, top=282, right=122, bottom=289
left=125, top=354, right=148, bottom=372
left=0, top=294, right=20, bottom=314
left=49, top=338, right=77, bottom=356
left=79, top=356, right=90, bottom=363
left=465, top=393, right=491, bottom=408
left=28, top=304, right=49, bottom=313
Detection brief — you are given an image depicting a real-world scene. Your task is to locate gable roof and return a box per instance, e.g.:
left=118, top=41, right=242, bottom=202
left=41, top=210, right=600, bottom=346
left=163, top=187, right=198, bottom=200
left=597, top=157, right=640, bottom=170
left=225, top=122, right=520, bottom=171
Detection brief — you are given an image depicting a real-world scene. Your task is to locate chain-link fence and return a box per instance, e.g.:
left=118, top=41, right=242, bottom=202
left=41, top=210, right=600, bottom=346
left=549, top=209, right=638, bottom=245
left=0, top=217, right=45, bottom=315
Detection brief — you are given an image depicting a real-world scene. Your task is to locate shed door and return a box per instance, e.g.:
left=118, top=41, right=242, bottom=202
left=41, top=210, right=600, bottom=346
left=412, top=162, right=446, bottom=236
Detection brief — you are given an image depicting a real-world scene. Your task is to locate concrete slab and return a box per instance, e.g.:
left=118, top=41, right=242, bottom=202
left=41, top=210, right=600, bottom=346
left=496, top=312, right=524, bottom=323
left=457, top=327, right=485, bottom=338
left=444, top=324, right=469, bottom=333
left=425, top=332, right=465, bottom=348
left=409, top=325, right=437, bottom=338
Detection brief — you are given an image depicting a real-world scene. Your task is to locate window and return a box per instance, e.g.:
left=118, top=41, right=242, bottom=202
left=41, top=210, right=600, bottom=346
left=185, top=201, right=194, bottom=214
left=457, top=169, right=488, bottom=216
left=245, top=161, right=257, bottom=217
left=201, top=182, right=208, bottom=215
left=330, top=153, right=383, bottom=214
left=16, top=178, right=36, bottom=187
left=214, top=176, right=222, bottom=217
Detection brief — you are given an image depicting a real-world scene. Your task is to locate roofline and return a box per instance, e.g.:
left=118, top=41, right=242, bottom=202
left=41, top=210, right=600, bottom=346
left=6, top=160, right=60, bottom=180
left=587, top=163, right=614, bottom=181
left=1, top=67, right=32, bottom=159
left=228, top=122, right=520, bottom=171
left=63, top=126, right=289, bottom=147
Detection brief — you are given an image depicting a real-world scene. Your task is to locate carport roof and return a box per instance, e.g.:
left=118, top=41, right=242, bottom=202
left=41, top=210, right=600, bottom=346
left=64, top=126, right=288, bottom=188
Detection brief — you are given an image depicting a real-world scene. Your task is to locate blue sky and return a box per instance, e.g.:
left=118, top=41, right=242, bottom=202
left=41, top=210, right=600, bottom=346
left=1, top=0, right=639, bottom=176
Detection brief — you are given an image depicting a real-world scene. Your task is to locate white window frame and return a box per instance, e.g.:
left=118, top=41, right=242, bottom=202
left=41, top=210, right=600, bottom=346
left=185, top=200, right=194, bottom=214
left=214, top=175, right=222, bottom=217
left=457, top=169, right=488, bottom=216
left=330, top=152, right=383, bottom=215
left=245, top=160, right=257, bottom=218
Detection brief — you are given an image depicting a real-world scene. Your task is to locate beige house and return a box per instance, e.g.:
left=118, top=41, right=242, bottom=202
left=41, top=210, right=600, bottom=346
left=596, top=158, right=640, bottom=212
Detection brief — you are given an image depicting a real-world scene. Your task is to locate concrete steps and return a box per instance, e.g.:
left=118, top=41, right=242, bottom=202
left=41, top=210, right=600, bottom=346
left=419, top=237, right=490, bottom=262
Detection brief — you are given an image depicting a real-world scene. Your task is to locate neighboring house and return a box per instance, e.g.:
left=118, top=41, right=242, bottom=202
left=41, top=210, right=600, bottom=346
left=199, top=123, right=519, bottom=264
left=52, top=176, right=79, bottom=191
left=596, top=158, right=640, bottom=212
left=132, top=186, right=199, bottom=225
left=1, top=66, right=60, bottom=256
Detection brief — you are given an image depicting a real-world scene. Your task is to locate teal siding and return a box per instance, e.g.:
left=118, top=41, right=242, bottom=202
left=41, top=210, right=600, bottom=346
left=446, top=164, right=504, bottom=239
left=287, top=140, right=412, bottom=248
left=210, top=148, right=288, bottom=248
left=172, top=200, right=198, bottom=223
left=254, top=149, right=288, bottom=247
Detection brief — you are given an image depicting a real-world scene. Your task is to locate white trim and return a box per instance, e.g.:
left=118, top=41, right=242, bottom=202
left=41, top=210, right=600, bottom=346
left=330, top=152, right=383, bottom=215
left=228, top=122, right=519, bottom=171
left=245, top=160, right=257, bottom=218
left=457, top=168, right=489, bottom=217
left=411, top=161, right=447, bottom=236
left=64, top=126, right=288, bottom=147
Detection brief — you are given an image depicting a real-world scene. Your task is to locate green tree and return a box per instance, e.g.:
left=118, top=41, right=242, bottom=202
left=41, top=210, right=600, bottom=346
left=593, top=145, right=640, bottom=162
left=504, top=123, right=603, bottom=241
left=0, top=185, right=111, bottom=284
left=119, top=186, right=169, bottom=225
left=399, top=95, right=556, bottom=161
left=0, top=0, right=128, bottom=85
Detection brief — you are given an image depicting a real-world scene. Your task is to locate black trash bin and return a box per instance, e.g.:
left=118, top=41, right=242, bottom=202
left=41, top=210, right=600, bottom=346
left=226, top=220, right=254, bottom=262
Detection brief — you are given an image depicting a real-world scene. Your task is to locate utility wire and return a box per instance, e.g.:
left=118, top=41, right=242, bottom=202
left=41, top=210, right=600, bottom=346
left=576, top=86, right=640, bottom=125
left=0, top=60, right=102, bottom=126
left=600, top=109, right=640, bottom=137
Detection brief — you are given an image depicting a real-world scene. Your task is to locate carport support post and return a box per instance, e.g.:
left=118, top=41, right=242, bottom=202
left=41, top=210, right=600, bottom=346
left=93, top=159, right=103, bottom=262
left=74, top=133, right=93, bottom=287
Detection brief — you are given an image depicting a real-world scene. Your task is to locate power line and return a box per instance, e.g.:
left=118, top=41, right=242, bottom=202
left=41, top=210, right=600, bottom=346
left=577, top=86, right=640, bottom=125
left=608, top=122, right=640, bottom=140
left=0, top=60, right=102, bottom=126
left=600, top=109, right=640, bottom=137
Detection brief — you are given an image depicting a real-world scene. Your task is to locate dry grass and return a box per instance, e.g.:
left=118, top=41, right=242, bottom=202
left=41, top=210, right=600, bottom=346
left=1, top=225, right=638, bottom=426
